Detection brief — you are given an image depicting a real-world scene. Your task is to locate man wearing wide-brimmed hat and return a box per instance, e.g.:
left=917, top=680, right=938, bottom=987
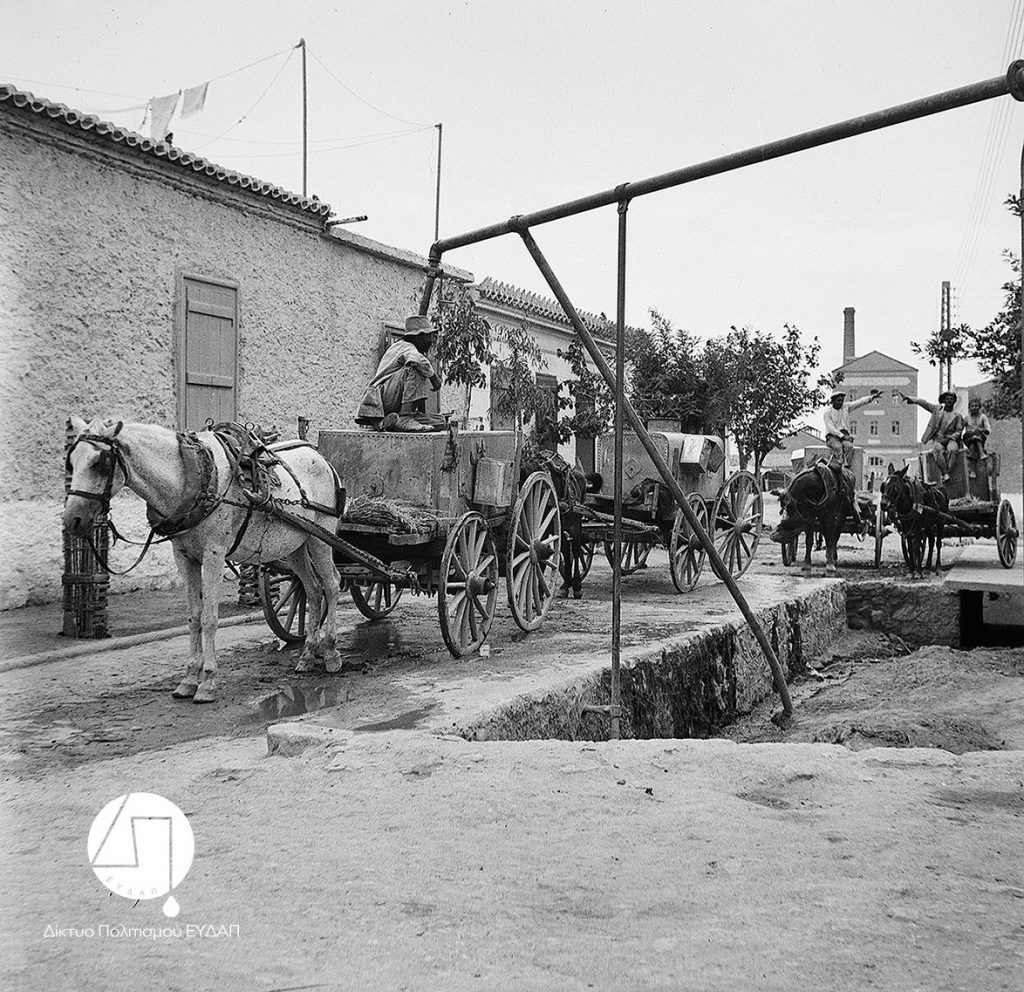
left=823, top=387, right=881, bottom=467
left=355, top=314, right=446, bottom=432
left=896, top=389, right=964, bottom=482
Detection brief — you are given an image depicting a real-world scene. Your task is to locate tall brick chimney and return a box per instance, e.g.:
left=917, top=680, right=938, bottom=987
left=843, top=307, right=856, bottom=366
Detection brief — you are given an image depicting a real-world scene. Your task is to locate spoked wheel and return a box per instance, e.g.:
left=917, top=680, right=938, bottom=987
left=438, top=512, right=499, bottom=657
left=603, top=539, right=654, bottom=575
left=558, top=536, right=595, bottom=596
left=669, top=493, right=709, bottom=592
left=710, top=470, right=763, bottom=580
left=260, top=564, right=308, bottom=643
left=506, top=471, right=562, bottom=630
left=350, top=578, right=404, bottom=620
left=873, top=498, right=886, bottom=568
left=996, top=499, right=1018, bottom=568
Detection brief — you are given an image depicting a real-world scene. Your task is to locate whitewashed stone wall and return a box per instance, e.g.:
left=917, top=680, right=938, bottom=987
left=0, top=113, right=465, bottom=608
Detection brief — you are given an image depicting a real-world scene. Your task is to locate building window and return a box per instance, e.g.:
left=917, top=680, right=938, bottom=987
left=850, top=421, right=858, bottom=436
left=869, top=421, right=879, bottom=436
left=892, top=421, right=900, bottom=435
left=869, top=456, right=884, bottom=467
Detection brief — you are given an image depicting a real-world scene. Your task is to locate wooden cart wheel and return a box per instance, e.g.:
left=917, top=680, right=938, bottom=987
left=710, top=470, right=763, bottom=579
left=438, top=512, right=499, bottom=657
left=996, top=498, right=1018, bottom=568
left=350, top=579, right=403, bottom=620
left=669, top=493, right=709, bottom=592
left=558, top=537, right=595, bottom=590
left=873, top=498, right=885, bottom=568
left=260, top=564, right=308, bottom=643
left=603, top=539, right=653, bottom=575
left=506, top=471, right=562, bottom=630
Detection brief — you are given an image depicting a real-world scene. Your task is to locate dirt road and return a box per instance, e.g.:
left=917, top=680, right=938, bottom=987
left=3, top=525, right=1022, bottom=991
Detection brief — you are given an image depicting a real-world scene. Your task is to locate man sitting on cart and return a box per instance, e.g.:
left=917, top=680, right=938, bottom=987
left=355, top=314, right=447, bottom=432
left=822, top=387, right=880, bottom=531
left=897, top=390, right=964, bottom=482
left=960, top=396, right=991, bottom=479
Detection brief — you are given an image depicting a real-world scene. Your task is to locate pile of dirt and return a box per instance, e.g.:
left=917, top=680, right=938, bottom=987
left=720, top=634, right=1024, bottom=754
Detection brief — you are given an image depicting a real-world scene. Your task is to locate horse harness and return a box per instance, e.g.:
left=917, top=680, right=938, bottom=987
left=67, top=421, right=340, bottom=573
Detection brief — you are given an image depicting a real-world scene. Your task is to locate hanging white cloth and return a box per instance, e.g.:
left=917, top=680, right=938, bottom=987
left=149, top=92, right=180, bottom=141
left=181, top=83, right=208, bottom=118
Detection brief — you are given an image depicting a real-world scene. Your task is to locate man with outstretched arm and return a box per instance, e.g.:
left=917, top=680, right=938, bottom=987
left=822, top=387, right=880, bottom=532
left=896, top=390, right=964, bottom=482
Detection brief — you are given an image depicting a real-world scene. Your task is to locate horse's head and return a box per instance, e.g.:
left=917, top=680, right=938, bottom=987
left=769, top=486, right=806, bottom=543
left=63, top=416, right=129, bottom=536
left=880, top=462, right=910, bottom=521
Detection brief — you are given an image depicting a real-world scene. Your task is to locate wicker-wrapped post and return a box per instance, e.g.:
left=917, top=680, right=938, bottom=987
left=62, top=418, right=110, bottom=638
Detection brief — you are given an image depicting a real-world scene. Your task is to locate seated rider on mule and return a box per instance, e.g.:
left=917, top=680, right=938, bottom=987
left=822, top=387, right=880, bottom=530
left=355, top=314, right=448, bottom=433
left=896, top=390, right=963, bottom=482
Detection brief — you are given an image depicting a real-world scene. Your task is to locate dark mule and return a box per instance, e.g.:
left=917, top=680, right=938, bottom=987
left=770, top=461, right=855, bottom=574
left=881, top=463, right=948, bottom=577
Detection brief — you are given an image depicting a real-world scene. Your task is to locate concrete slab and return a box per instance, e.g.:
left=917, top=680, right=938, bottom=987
left=266, top=574, right=846, bottom=750
left=944, top=543, right=1023, bottom=593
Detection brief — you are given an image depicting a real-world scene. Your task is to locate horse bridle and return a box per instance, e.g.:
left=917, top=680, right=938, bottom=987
left=882, top=472, right=919, bottom=528
left=66, top=425, right=130, bottom=512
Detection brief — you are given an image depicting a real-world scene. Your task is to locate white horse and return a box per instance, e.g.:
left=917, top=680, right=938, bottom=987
left=63, top=417, right=342, bottom=702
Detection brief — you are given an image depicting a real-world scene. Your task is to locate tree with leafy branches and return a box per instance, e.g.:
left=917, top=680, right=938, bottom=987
left=705, top=323, right=827, bottom=475
left=429, top=281, right=494, bottom=427
left=555, top=336, right=614, bottom=444
left=491, top=322, right=549, bottom=437
left=626, top=310, right=721, bottom=430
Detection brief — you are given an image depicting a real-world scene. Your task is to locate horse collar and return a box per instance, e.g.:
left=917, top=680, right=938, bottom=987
left=146, top=433, right=221, bottom=537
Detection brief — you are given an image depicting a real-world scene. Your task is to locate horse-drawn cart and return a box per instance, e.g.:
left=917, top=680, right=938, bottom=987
left=557, top=431, right=763, bottom=596
left=261, top=429, right=562, bottom=655
left=912, top=448, right=1018, bottom=569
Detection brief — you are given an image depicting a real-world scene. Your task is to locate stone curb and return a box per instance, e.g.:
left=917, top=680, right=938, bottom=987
left=265, top=581, right=847, bottom=754
left=0, top=612, right=264, bottom=673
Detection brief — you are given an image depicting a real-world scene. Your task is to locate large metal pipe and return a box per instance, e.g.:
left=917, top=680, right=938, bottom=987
left=516, top=224, right=794, bottom=717
left=609, top=197, right=629, bottom=739
left=419, top=63, right=1024, bottom=311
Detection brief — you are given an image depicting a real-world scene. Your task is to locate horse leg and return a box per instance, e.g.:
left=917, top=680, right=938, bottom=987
left=171, top=548, right=203, bottom=699
left=192, top=548, right=225, bottom=704
left=925, top=530, right=935, bottom=573
left=802, top=523, right=813, bottom=573
left=933, top=525, right=943, bottom=574
left=305, top=538, right=342, bottom=673
left=824, top=516, right=839, bottom=575
left=289, top=547, right=325, bottom=673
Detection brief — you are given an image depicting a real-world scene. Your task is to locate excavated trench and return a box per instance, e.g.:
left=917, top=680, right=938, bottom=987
left=461, top=580, right=1024, bottom=755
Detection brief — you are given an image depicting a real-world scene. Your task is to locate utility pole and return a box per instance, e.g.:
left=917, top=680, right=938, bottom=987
left=434, top=123, right=443, bottom=241
left=939, top=280, right=952, bottom=394
left=299, top=38, right=307, bottom=198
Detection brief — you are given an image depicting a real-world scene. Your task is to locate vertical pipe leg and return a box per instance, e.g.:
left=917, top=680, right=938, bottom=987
left=610, top=197, right=629, bottom=740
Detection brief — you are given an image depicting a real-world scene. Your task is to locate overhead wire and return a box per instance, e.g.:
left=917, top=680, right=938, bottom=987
left=308, top=48, right=430, bottom=127
left=193, top=48, right=296, bottom=152
left=951, top=0, right=1024, bottom=290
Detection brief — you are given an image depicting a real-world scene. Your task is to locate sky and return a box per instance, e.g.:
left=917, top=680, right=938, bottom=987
left=3, top=0, right=1022, bottom=433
